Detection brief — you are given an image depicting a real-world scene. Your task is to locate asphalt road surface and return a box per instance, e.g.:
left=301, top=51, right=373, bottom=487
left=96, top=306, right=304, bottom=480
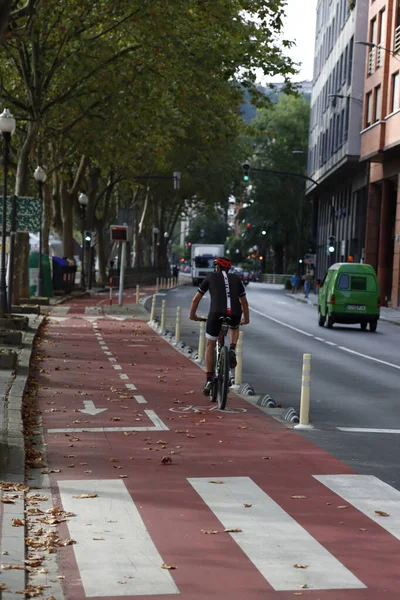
left=147, top=280, right=400, bottom=490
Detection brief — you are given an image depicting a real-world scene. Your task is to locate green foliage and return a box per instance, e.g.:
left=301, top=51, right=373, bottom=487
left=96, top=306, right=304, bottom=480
left=187, top=211, right=228, bottom=245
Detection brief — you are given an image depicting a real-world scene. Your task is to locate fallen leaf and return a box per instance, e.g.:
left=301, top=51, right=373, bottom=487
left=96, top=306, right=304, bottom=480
left=12, top=518, right=25, bottom=527
left=161, top=456, right=172, bottom=465
left=337, top=505, right=348, bottom=509
left=224, top=528, right=242, bottom=533
left=72, top=494, right=98, bottom=499
left=201, top=529, right=219, bottom=534
left=261, top=456, right=272, bottom=460
left=291, top=495, right=308, bottom=499
left=243, top=503, right=252, bottom=508
left=294, top=564, right=308, bottom=569
left=93, top=537, right=104, bottom=541
left=359, top=528, right=367, bottom=532
left=161, top=563, right=177, bottom=570
left=209, top=480, right=224, bottom=484
left=375, top=510, right=390, bottom=517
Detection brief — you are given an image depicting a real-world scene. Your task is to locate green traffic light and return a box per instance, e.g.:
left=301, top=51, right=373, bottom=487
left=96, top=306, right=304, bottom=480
left=243, top=175, right=249, bottom=181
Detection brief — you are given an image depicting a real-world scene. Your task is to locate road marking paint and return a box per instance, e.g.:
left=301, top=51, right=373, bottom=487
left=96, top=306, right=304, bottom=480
left=315, top=475, right=400, bottom=540
left=108, top=357, right=117, bottom=362
left=134, top=395, right=147, bottom=404
left=48, top=409, right=169, bottom=433
left=100, top=345, right=109, bottom=350
left=338, top=427, right=400, bottom=434
left=48, top=316, right=70, bottom=322
left=113, top=364, right=122, bottom=370
left=324, top=341, right=337, bottom=346
left=128, top=344, right=149, bottom=347
left=314, top=337, right=325, bottom=342
left=338, top=346, right=400, bottom=370
left=250, top=308, right=314, bottom=337
left=125, top=383, right=137, bottom=391
left=83, top=317, right=100, bottom=323
left=119, top=374, right=129, bottom=380
left=104, top=351, right=112, bottom=356
left=188, top=476, right=364, bottom=591
left=58, top=480, right=179, bottom=597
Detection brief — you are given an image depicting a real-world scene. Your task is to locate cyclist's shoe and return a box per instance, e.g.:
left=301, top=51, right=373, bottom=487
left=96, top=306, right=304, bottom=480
left=229, top=348, right=237, bottom=369
left=203, top=380, right=213, bottom=396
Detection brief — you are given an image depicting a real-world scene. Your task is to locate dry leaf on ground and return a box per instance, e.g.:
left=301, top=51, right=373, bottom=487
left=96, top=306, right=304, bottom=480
left=201, top=529, right=219, bottom=534
left=375, top=510, right=390, bottom=517
left=72, top=494, right=98, bottom=499
left=225, top=528, right=242, bottom=533
left=294, top=564, right=308, bottom=569
left=291, top=495, right=308, bottom=499
left=161, top=563, right=177, bottom=570
left=209, top=480, right=224, bottom=484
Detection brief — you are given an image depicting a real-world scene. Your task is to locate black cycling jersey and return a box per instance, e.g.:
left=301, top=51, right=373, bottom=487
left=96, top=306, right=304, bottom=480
left=198, top=271, right=246, bottom=315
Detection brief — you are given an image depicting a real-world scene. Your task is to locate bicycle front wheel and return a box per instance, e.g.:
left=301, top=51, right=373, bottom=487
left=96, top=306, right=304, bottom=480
left=217, top=346, right=230, bottom=410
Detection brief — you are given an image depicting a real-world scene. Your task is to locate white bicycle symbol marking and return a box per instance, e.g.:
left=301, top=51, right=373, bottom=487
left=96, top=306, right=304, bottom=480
left=169, top=404, right=247, bottom=414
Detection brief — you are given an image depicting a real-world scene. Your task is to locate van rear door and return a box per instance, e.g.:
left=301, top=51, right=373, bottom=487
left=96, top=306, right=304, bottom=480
left=335, top=272, right=378, bottom=313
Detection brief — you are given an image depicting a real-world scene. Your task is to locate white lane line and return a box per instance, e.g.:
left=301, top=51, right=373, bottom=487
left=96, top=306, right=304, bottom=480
left=134, top=395, right=147, bottom=404
left=58, top=480, right=179, bottom=597
left=48, top=410, right=168, bottom=433
left=250, top=308, right=314, bottom=337
left=125, top=383, right=137, bottom=391
left=119, top=374, right=129, bottom=380
left=338, top=427, right=400, bottom=434
left=113, top=364, right=122, bottom=370
left=315, top=475, right=400, bottom=541
left=324, top=341, right=337, bottom=346
left=314, top=337, right=325, bottom=342
left=188, top=476, right=364, bottom=591
left=338, top=346, right=400, bottom=371
left=104, top=351, right=112, bottom=356
left=108, top=357, right=117, bottom=362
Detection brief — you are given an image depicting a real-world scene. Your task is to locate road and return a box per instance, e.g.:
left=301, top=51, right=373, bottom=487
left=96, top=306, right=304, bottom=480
left=149, top=281, right=400, bottom=490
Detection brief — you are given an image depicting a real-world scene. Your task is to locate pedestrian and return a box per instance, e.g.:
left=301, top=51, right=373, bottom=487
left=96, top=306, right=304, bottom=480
left=303, top=272, right=311, bottom=298
left=291, top=273, right=300, bottom=294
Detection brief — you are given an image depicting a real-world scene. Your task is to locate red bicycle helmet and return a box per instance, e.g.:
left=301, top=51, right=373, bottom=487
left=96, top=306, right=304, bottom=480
left=214, top=256, right=232, bottom=270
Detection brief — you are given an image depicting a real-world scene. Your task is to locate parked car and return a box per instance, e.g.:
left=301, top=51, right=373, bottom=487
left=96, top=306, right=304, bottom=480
left=317, top=262, right=380, bottom=331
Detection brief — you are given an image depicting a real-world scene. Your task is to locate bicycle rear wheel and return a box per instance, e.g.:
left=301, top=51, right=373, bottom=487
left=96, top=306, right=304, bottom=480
left=217, top=346, right=229, bottom=410
left=210, top=346, right=219, bottom=403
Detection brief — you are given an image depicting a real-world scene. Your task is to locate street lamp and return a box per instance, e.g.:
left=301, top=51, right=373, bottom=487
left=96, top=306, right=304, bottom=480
left=33, top=166, right=47, bottom=297
left=328, top=93, right=363, bottom=105
left=0, top=108, right=15, bottom=316
left=152, top=226, right=160, bottom=267
left=355, top=40, right=400, bottom=62
left=78, top=192, right=89, bottom=288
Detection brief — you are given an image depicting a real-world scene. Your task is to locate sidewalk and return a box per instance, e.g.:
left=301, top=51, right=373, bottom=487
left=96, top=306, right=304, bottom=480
left=2, top=294, right=400, bottom=598
left=286, top=291, right=400, bottom=325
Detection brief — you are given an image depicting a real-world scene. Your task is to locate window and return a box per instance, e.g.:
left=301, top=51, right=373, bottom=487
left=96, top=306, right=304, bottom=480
left=351, top=276, right=367, bottom=291
left=374, top=85, right=381, bottom=121
left=347, top=37, right=354, bottom=85
left=337, top=274, right=350, bottom=289
left=392, top=72, right=400, bottom=112
left=365, top=92, right=373, bottom=127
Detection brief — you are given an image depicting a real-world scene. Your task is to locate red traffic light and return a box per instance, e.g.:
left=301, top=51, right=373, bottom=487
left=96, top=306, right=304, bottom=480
left=187, top=241, right=192, bottom=247
left=246, top=223, right=251, bottom=230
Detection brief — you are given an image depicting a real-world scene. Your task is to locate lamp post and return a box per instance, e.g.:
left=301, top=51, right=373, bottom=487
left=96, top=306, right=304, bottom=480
left=0, top=108, right=15, bottom=316
left=78, top=192, right=89, bottom=289
left=152, top=226, right=159, bottom=267
left=33, top=166, right=47, bottom=297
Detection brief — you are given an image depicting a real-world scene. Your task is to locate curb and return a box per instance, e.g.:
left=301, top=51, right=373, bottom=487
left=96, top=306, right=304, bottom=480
left=0, top=313, right=45, bottom=598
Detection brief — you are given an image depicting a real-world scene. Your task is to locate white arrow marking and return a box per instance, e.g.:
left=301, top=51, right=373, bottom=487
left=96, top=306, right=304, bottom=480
left=80, top=401, right=108, bottom=415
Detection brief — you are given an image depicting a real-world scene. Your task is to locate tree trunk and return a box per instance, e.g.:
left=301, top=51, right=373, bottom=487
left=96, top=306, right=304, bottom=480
left=274, top=243, right=284, bottom=274
left=60, top=180, right=73, bottom=259
left=97, top=226, right=107, bottom=283
left=15, top=121, right=40, bottom=196
left=50, top=142, right=63, bottom=236
left=42, top=182, right=52, bottom=255
left=12, top=231, right=30, bottom=304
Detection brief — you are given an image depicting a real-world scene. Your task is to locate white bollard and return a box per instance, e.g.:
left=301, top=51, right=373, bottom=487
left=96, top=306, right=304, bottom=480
left=295, top=353, right=313, bottom=429
left=197, top=321, right=206, bottom=362
left=160, top=299, right=167, bottom=332
left=150, top=294, right=156, bottom=322
left=234, top=331, right=243, bottom=386
left=136, top=284, right=140, bottom=304
left=175, top=306, right=181, bottom=344
left=156, top=277, right=160, bottom=292
left=109, top=277, right=113, bottom=306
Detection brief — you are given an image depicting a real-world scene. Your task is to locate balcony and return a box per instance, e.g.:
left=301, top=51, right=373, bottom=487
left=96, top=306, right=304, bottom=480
left=368, top=47, right=376, bottom=75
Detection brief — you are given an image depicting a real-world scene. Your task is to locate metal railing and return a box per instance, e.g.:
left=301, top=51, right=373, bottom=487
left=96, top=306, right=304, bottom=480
left=263, top=273, right=292, bottom=284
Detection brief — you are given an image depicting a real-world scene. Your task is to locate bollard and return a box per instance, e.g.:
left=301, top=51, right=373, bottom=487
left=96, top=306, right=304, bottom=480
left=298, top=353, right=312, bottom=426
left=175, top=306, right=182, bottom=343
left=160, top=299, right=167, bottom=332
left=197, top=320, right=206, bottom=362
left=150, top=294, right=156, bottom=322
left=156, top=277, right=160, bottom=292
left=136, top=284, right=140, bottom=304
left=109, top=277, right=113, bottom=306
left=234, top=331, right=243, bottom=385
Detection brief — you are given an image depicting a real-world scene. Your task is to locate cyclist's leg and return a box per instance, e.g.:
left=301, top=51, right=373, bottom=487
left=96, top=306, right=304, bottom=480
left=228, top=315, right=241, bottom=368
left=203, top=313, right=220, bottom=395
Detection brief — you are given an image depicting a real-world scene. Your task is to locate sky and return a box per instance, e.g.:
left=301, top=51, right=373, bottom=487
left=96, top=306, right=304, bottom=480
left=269, top=0, right=318, bottom=82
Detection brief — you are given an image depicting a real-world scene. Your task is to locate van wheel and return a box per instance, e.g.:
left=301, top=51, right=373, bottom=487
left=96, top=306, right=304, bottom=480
left=369, top=320, right=377, bottom=332
left=318, top=310, right=326, bottom=327
left=327, top=316, right=334, bottom=329
left=360, top=322, right=367, bottom=331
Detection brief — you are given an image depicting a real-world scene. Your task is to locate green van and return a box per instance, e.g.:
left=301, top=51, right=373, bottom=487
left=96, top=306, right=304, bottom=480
left=317, top=263, right=380, bottom=332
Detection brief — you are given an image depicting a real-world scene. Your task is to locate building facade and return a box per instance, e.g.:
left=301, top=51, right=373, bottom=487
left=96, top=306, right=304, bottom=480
left=307, top=0, right=369, bottom=279
left=360, top=0, right=400, bottom=306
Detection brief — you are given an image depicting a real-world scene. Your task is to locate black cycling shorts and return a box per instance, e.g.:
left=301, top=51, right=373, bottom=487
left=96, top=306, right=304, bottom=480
left=206, top=312, right=241, bottom=341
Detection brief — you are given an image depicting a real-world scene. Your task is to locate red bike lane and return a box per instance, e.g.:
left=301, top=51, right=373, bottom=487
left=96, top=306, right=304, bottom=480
left=29, top=305, right=400, bottom=599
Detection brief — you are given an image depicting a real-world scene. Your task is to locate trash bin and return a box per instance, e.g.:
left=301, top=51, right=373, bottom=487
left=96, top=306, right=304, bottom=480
left=52, top=257, right=77, bottom=293
left=29, top=252, right=53, bottom=297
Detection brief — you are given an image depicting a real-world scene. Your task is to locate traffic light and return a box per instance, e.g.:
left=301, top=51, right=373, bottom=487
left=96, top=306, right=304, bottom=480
left=84, top=230, right=92, bottom=245
left=187, top=241, right=192, bottom=247
left=242, top=161, right=251, bottom=182
left=327, top=235, right=336, bottom=254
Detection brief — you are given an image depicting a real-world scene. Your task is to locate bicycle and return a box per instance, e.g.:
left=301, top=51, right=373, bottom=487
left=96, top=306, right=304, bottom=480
left=200, top=316, right=232, bottom=410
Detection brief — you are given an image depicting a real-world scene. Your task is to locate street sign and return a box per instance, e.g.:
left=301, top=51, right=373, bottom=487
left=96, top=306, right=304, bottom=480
left=110, top=225, right=128, bottom=242
left=303, top=253, right=316, bottom=264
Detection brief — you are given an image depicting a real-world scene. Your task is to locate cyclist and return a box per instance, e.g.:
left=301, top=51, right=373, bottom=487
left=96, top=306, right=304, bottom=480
left=189, top=256, right=250, bottom=396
